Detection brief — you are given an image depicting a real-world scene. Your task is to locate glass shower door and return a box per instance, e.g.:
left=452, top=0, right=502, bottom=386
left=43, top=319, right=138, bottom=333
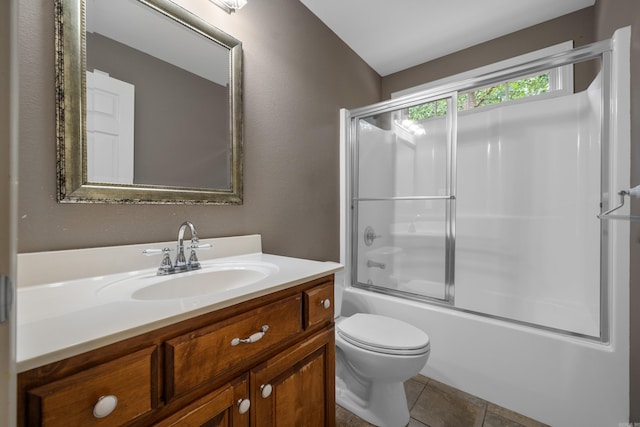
left=346, top=39, right=616, bottom=341
left=351, top=94, right=456, bottom=302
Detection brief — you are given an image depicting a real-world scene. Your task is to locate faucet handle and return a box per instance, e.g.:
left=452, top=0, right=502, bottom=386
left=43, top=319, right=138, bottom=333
left=188, top=243, right=212, bottom=250
left=142, top=247, right=173, bottom=256
left=186, top=243, right=211, bottom=270
left=143, top=248, right=175, bottom=275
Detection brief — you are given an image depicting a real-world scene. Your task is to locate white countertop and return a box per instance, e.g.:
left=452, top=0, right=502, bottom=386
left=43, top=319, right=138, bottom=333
left=17, top=235, right=342, bottom=372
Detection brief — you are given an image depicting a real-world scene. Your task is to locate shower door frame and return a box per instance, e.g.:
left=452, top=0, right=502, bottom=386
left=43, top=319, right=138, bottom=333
left=350, top=92, right=458, bottom=304
left=345, top=38, right=615, bottom=342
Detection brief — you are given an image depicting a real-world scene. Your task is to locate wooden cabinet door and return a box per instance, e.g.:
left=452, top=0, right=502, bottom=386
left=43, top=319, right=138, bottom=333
left=251, top=328, right=335, bottom=427
left=154, top=374, right=250, bottom=427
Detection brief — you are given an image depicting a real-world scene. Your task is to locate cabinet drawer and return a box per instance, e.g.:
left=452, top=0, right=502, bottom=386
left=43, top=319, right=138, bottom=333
left=304, top=281, right=334, bottom=329
left=166, top=294, right=302, bottom=400
left=26, top=346, right=157, bottom=427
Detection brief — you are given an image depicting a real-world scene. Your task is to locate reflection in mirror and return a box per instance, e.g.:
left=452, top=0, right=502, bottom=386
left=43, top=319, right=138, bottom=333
left=55, top=0, right=243, bottom=203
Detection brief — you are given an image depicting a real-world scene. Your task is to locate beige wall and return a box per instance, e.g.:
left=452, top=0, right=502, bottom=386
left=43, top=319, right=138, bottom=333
left=381, top=7, right=595, bottom=99
left=17, top=0, right=380, bottom=260
left=593, top=0, right=640, bottom=420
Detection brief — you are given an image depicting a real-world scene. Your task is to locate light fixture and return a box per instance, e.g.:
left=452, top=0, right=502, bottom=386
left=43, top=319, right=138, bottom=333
left=209, top=0, right=247, bottom=13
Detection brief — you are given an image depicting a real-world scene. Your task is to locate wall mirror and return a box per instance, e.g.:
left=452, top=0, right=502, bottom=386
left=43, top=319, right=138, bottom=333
left=55, top=0, right=243, bottom=204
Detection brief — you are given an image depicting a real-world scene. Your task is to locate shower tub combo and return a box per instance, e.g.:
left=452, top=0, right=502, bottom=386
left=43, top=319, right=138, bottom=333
left=339, top=28, right=631, bottom=427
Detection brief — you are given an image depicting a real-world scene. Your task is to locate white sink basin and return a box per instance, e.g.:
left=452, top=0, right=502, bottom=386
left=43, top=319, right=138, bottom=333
left=99, top=261, right=279, bottom=300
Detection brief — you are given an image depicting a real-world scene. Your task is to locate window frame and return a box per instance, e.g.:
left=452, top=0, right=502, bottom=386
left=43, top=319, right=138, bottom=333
left=393, top=41, right=574, bottom=102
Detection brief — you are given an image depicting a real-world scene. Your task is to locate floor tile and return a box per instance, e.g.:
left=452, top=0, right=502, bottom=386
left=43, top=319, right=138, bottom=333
left=408, top=418, right=429, bottom=427
left=405, top=378, right=427, bottom=410
left=426, top=379, right=486, bottom=406
left=336, top=404, right=375, bottom=427
left=410, top=380, right=486, bottom=427
left=483, top=411, right=529, bottom=427
left=412, top=374, right=430, bottom=385
left=485, top=403, right=550, bottom=427
left=337, top=375, right=548, bottom=427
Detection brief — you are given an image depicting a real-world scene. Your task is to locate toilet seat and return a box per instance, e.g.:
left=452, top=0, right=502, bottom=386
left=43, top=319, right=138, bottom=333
left=337, top=313, right=430, bottom=356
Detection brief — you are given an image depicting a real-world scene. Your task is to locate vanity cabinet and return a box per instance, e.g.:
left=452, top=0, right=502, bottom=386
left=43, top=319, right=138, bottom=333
left=18, top=275, right=335, bottom=427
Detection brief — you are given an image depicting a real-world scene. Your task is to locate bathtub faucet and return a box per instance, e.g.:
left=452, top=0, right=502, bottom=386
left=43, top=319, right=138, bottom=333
left=367, top=260, right=386, bottom=269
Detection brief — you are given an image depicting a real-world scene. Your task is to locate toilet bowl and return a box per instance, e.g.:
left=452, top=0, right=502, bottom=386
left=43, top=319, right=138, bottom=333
left=335, top=313, right=430, bottom=427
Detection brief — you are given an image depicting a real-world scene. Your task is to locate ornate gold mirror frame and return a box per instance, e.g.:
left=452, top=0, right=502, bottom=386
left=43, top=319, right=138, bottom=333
left=55, top=0, right=243, bottom=204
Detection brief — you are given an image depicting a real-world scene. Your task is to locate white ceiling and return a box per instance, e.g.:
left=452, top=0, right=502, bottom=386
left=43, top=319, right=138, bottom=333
left=299, top=0, right=596, bottom=76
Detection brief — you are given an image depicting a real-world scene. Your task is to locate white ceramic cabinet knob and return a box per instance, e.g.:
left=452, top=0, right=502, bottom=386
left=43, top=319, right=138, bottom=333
left=237, top=398, right=251, bottom=414
left=260, top=384, right=273, bottom=399
left=93, top=395, right=118, bottom=418
left=321, top=299, right=331, bottom=309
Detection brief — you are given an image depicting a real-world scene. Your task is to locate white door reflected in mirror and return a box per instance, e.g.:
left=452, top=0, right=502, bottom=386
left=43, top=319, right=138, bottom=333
left=86, top=70, right=135, bottom=184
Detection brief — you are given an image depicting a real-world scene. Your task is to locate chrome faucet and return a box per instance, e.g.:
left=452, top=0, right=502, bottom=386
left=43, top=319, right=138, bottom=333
left=175, top=221, right=209, bottom=272
left=143, top=221, right=211, bottom=275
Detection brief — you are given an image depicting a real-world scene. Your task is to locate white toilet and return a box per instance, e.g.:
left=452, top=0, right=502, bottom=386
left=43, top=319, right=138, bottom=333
left=334, top=286, right=431, bottom=427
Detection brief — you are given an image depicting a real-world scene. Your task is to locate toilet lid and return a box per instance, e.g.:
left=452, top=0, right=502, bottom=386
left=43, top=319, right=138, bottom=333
left=337, top=313, right=430, bottom=356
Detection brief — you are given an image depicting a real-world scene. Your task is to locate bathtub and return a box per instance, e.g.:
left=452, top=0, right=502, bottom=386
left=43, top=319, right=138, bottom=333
left=338, top=266, right=628, bottom=427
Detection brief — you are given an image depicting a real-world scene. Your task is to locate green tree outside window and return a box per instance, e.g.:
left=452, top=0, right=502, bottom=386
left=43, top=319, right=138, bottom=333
left=407, top=72, right=550, bottom=121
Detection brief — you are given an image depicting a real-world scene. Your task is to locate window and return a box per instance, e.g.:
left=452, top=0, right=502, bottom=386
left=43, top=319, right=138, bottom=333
left=398, top=41, right=575, bottom=122
left=408, top=71, right=554, bottom=121
left=408, top=98, right=448, bottom=120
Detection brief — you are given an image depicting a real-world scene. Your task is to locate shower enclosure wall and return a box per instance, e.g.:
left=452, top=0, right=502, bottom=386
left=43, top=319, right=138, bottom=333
left=339, top=28, right=630, bottom=427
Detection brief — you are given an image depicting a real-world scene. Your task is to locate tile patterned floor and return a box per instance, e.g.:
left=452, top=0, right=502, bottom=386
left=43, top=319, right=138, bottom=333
left=336, top=375, right=550, bottom=427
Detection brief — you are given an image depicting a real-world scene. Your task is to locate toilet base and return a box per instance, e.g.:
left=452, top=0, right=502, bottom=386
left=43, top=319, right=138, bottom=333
left=336, top=375, right=411, bottom=427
